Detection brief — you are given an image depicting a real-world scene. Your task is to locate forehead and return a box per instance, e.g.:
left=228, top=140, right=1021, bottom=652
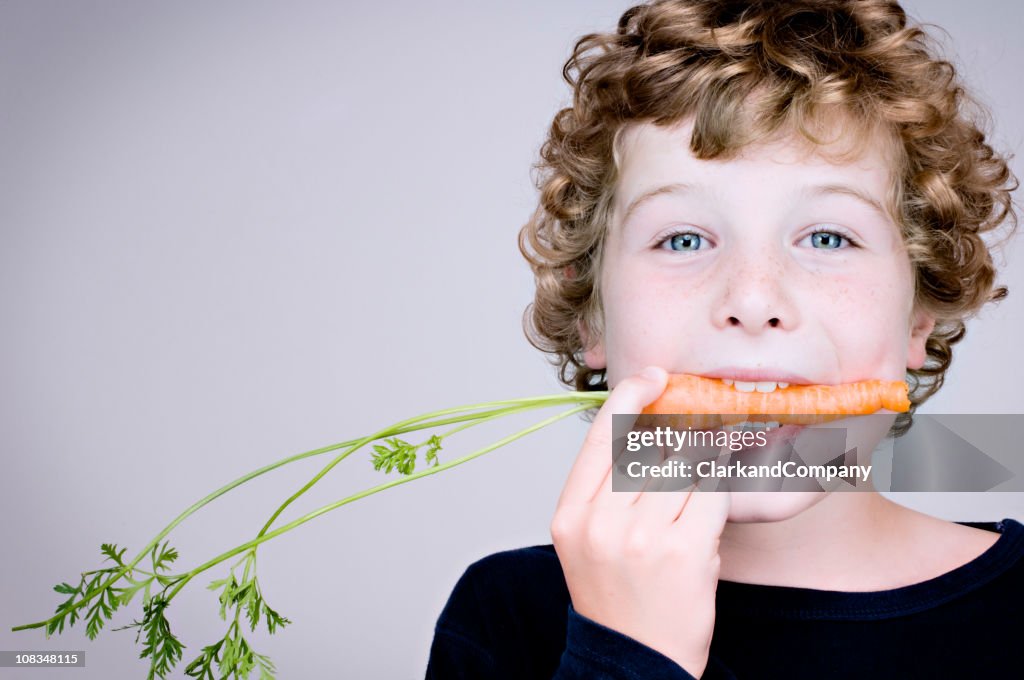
left=612, top=119, right=897, bottom=225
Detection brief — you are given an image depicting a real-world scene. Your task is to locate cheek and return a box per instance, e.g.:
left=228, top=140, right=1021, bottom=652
left=819, top=271, right=913, bottom=373
left=602, top=268, right=696, bottom=377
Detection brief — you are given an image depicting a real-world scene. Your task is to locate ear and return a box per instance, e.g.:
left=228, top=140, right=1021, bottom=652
left=578, top=319, right=607, bottom=370
left=906, top=306, right=936, bottom=370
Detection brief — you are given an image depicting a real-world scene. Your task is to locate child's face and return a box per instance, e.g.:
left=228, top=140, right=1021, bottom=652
left=585, top=119, right=934, bottom=391
left=584, top=120, right=936, bottom=522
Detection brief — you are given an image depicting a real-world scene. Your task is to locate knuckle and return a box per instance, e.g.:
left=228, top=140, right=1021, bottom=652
left=550, top=509, right=581, bottom=543
left=623, top=528, right=652, bottom=556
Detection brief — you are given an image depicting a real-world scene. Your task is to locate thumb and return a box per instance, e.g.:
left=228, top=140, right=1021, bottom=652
left=608, top=366, right=669, bottom=413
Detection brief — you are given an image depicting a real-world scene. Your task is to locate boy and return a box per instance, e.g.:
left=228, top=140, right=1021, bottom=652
left=427, top=1, right=1021, bottom=677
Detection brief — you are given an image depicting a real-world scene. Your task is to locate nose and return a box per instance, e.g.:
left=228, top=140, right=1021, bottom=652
left=711, top=245, right=799, bottom=334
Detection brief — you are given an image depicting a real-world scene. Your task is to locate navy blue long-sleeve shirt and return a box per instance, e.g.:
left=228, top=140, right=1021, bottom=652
left=426, top=518, right=1023, bottom=679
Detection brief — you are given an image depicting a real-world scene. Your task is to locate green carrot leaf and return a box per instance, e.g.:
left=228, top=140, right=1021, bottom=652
left=214, top=575, right=239, bottom=621
left=100, top=543, right=127, bottom=567
left=183, top=638, right=223, bottom=680
left=245, top=586, right=263, bottom=632
left=135, top=596, right=185, bottom=680
left=153, top=542, right=179, bottom=572
left=206, top=576, right=232, bottom=592
left=256, top=652, right=276, bottom=680
left=114, top=579, right=151, bottom=608
left=263, top=603, right=291, bottom=635
left=47, top=593, right=78, bottom=636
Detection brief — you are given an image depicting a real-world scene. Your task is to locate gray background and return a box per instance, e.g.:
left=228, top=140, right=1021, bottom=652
left=2, top=1, right=1022, bottom=678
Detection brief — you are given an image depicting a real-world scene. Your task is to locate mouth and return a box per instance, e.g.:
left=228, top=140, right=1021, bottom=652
left=720, top=379, right=792, bottom=393
left=699, top=368, right=817, bottom=393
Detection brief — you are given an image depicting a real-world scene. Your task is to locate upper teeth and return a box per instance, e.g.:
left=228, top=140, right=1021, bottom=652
left=722, top=380, right=789, bottom=392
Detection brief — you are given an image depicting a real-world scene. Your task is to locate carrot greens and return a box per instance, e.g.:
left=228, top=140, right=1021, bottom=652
left=12, top=390, right=607, bottom=680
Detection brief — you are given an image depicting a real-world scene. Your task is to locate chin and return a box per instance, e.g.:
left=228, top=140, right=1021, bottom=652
left=725, top=491, right=829, bottom=523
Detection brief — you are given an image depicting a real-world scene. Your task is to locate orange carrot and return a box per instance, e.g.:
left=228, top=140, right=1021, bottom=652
left=641, top=374, right=909, bottom=426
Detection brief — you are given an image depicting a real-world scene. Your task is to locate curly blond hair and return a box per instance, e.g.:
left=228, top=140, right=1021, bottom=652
left=518, top=0, right=1017, bottom=420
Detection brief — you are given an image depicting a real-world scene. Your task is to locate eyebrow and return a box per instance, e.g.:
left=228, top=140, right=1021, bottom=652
left=618, top=182, right=695, bottom=228
left=805, top=183, right=891, bottom=221
left=617, top=181, right=892, bottom=229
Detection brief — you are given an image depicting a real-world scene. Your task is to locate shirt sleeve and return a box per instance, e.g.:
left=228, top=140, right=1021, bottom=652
left=555, top=603, right=701, bottom=680
left=425, top=562, right=700, bottom=680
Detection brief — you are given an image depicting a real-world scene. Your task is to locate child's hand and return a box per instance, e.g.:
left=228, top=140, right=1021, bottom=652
left=550, top=366, right=731, bottom=678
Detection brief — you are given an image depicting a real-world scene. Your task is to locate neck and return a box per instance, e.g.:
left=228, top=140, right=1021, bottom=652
left=717, top=491, right=914, bottom=589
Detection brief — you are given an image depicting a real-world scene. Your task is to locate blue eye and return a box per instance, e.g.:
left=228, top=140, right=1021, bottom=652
left=663, top=231, right=704, bottom=252
left=809, top=230, right=851, bottom=249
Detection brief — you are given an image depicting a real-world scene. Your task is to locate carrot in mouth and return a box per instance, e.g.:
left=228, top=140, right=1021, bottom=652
left=641, top=374, right=910, bottom=426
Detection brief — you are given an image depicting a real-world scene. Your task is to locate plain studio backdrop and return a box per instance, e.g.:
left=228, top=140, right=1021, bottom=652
left=2, top=1, right=1022, bottom=678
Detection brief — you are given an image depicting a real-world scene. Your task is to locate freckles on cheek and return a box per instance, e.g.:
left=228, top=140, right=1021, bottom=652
left=827, top=277, right=910, bottom=375
left=606, top=273, right=693, bottom=366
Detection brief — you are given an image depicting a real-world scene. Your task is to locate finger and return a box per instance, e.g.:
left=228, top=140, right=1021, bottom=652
left=629, top=475, right=698, bottom=527
left=593, top=431, right=673, bottom=507
left=589, top=438, right=667, bottom=507
left=555, top=366, right=668, bottom=508
left=582, top=368, right=669, bottom=505
left=629, top=452, right=698, bottom=513
left=668, top=479, right=732, bottom=544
